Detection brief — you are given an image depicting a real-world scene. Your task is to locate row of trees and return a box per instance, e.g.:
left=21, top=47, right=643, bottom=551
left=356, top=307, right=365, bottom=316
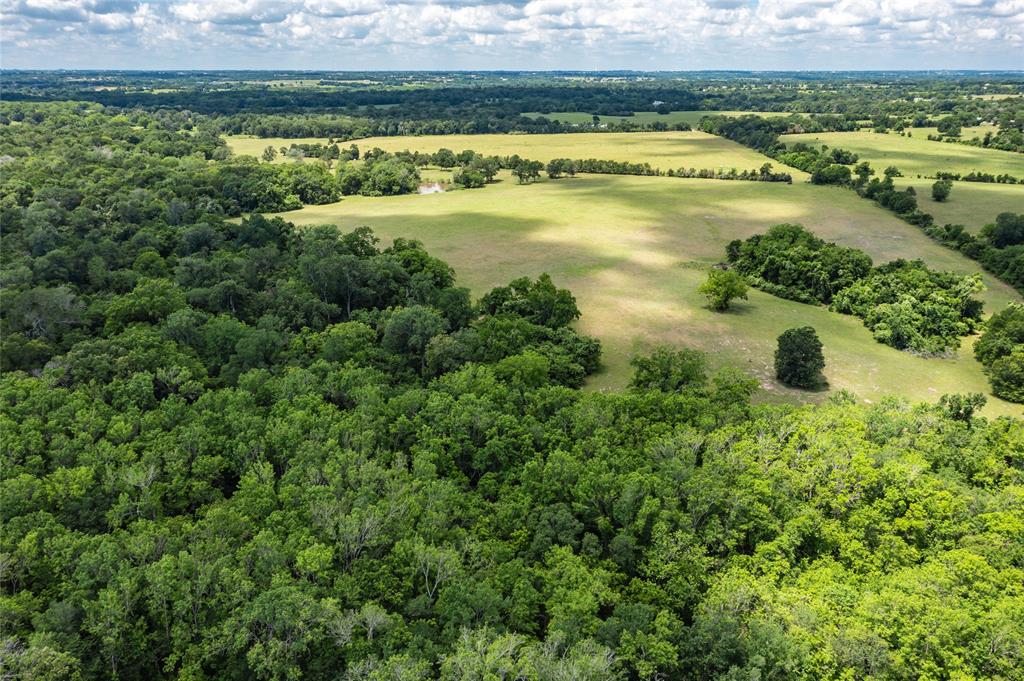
left=936, top=170, right=1021, bottom=185
left=921, top=213, right=1024, bottom=293
left=349, top=147, right=795, bottom=186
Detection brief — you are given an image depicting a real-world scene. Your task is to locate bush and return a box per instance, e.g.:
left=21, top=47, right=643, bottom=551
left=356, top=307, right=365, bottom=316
left=775, top=326, right=825, bottom=388
left=931, top=179, right=952, bottom=202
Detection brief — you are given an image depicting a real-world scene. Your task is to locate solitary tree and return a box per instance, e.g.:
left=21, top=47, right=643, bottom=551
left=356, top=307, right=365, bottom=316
left=698, top=268, right=748, bottom=311
left=262, top=146, right=277, bottom=162
left=931, top=179, right=952, bottom=202
left=775, top=326, right=826, bottom=388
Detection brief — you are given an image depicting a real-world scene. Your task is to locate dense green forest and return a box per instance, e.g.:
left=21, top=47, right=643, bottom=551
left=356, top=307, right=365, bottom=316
left=2, top=82, right=1024, bottom=680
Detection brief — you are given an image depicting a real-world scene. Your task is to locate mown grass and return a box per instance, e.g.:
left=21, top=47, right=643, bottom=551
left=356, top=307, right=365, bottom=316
left=226, top=131, right=810, bottom=180
left=271, top=171, right=1021, bottom=415
left=782, top=130, right=1024, bottom=178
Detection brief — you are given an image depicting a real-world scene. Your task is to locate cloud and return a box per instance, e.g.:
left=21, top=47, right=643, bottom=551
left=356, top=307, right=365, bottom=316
left=1, top=0, right=1021, bottom=68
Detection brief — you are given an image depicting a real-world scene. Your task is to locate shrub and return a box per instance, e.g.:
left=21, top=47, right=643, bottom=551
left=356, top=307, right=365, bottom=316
left=931, top=179, right=952, bottom=202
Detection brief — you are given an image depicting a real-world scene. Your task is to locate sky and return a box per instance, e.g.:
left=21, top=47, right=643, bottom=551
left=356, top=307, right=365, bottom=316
left=2, top=0, right=1023, bottom=71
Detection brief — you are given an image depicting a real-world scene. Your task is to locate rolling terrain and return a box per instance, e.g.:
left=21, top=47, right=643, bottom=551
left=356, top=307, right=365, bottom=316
left=273, top=169, right=1021, bottom=414
left=783, top=130, right=1023, bottom=178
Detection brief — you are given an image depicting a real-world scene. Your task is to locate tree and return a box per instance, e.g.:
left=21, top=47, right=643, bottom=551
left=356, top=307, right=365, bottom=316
left=261, top=146, right=277, bottom=162
left=479, top=274, right=580, bottom=328
left=931, top=179, right=952, bottom=202
left=468, top=156, right=501, bottom=182
left=937, top=117, right=962, bottom=137
left=810, top=164, right=851, bottom=186
left=698, top=268, right=748, bottom=311
left=629, top=345, right=707, bottom=392
left=774, top=326, right=825, bottom=388
left=989, top=348, right=1024, bottom=402
left=452, top=168, right=485, bottom=189
left=975, top=303, right=1024, bottom=367
left=512, top=160, right=543, bottom=184
left=938, top=393, right=987, bottom=422
left=382, top=305, right=447, bottom=372
left=363, top=158, right=420, bottom=196
left=982, top=212, right=1024, bottom=248
left=545, top=158, right=576, bottom=179
left=433, top=148, right=457, bottom=168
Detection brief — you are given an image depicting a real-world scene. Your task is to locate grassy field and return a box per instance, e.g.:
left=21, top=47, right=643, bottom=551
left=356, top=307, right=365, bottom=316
left=911, top=124, right=1000, bottom=140
left=972, top=94, right=1022, bottom=101
left=522, top=110, right=798, bottom=127
left=782, top=130, right=1024, bottom=178
left=906, top=180, right=1024, bottom=232
left=226, top=131, right=809, bottom=179
left=271, top=171, right=1021, bottom=415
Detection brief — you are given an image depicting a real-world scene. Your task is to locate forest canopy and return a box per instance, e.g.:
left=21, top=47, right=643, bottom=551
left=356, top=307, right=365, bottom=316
left=2, top=85, right=1024, bottom=681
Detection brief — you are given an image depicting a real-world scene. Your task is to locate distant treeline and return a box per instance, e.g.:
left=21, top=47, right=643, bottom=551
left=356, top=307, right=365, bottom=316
left=699, top=114, right=1024, bottom=294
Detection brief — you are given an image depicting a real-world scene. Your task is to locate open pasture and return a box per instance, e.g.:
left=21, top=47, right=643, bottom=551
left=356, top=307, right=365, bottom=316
left=348, top=131, right=791, bottom=173
left=227, top=131, right=808, bottom=179
left=783, top=130, right=1024, bottom=178
left=275, top=171, right=1021, bottom=415
left=907, top=180, right=1024, bottom=232
left=911, top=124, right=1000, bottom=140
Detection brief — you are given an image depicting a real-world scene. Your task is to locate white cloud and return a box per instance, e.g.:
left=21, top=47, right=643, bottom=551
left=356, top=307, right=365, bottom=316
left=1, top=0, right=1021, bottom=68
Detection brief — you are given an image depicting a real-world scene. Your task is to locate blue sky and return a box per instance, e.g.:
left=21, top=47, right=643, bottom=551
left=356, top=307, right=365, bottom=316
left=3, top=0, right=1023, bottom=70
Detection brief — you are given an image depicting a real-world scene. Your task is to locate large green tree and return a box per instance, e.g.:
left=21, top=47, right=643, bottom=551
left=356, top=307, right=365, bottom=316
left=774, top=326, right=826, bottom=388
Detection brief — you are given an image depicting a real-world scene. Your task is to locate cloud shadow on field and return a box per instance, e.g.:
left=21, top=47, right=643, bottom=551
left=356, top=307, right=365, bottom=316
left=275, top=174, right=1021, bottom=415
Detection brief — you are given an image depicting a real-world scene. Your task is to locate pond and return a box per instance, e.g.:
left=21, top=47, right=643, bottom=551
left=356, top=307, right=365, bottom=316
left=418, top=182, right=446, bottom=194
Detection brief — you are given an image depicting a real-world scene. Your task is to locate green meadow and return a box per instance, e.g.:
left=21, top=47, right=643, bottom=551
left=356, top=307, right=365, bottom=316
left=272, top=171, right=1021, bottom=415
left=783, top=130, right=1024, bottom=177
left=227, top=131, right=810, bottom=179
left=911, top=124, right=1000, bottom=139
left=907, top=180, right=1024, bottom=231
